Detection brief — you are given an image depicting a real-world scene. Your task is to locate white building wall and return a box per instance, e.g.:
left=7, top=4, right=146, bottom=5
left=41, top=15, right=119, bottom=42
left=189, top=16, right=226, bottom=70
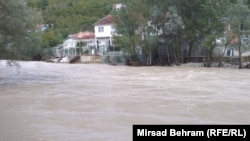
left=95, top=25, right=113, bottom=38
left=95, top=25, right=115, bottom=46
left=63, top=39, right=77, bottom=49
left=113, top=3, right=126, bottom=11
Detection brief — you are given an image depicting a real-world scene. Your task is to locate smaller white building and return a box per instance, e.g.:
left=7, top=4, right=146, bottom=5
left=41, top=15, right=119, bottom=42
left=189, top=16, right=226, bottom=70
left=63, top=31, right=95, bottom=57
left=112, top=3, right=126, bottom=11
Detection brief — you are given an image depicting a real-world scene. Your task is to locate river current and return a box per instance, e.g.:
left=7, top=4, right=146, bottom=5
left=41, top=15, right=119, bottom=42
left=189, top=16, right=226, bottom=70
left=0, top=61, right=250, bottom=141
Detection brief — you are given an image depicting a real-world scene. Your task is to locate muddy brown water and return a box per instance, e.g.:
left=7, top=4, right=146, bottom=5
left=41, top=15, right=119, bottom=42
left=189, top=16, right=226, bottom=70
left=0, top=61, right=250, bottom=141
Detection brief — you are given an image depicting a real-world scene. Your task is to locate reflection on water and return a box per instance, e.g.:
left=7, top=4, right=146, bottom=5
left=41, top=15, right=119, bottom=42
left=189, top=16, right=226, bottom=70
left=0, top=61, right=250, bottom=141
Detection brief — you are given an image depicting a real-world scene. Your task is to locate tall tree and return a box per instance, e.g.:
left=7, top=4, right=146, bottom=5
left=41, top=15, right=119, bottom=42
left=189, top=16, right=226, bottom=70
left=227, top=0, right=250, bottom=68
left=150, top=2, right=183, bottom=65
left=201, top=0, right=230, bottom=67
left=138, top=0, right=158, bottom=66
left=178, top=0, right=205, bottom=63
left=113, top=0, right=147, bottom=65
left=0, top=0, right=42, bottom=60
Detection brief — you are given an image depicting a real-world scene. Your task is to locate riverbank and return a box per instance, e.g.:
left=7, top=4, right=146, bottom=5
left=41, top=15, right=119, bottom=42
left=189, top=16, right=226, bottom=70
left=1, top=59, right=250, bottom=70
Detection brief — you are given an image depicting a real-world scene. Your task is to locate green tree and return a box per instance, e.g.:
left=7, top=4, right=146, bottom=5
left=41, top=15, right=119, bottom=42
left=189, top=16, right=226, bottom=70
left=113, top=0, right=146, bottom=64
left=227, top=0, right=250, bottom=68
left=178, top=0, right=205, bottom=63
left=201, top=0, right=230, bottom=67
left=37, top=0, right=49, bottom=10
left=148, top=0, right=184, bottom=65
left=0, top=0, right=42, bottom=60
left=137, top=0, right=156, bottom=65
left=41, top=31, right=63, bottom=48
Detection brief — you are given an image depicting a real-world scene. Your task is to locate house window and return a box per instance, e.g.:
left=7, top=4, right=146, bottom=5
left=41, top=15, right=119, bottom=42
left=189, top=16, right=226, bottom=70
left=98, top=27, right=104, bottom=32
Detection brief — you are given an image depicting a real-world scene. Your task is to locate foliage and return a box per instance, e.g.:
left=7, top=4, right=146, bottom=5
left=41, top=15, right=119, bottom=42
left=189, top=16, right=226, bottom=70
left=113, top=0, right=249, bottom=66
left=26, top=0, right=120, bottom=48
left=0, top=0, right=42, bottom=60
left=2, top=0, right=248, bottom=66
left=200, top=0, right=230, bottom=67
left=41, top=31, right=63, bottom=48
left=149, top=1, right=184, bottom=65
left=114, top=0, right=185, bottom=65
left=113, top=0, right=146, bottom=62
left=37, top=0, right=49, bottom=10
left=227, top=0, right=250, bottom=68
left=178, top=0, right=207, bottom=63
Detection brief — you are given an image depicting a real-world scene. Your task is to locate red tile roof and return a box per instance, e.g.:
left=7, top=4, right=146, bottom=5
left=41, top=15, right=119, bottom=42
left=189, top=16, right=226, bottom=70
left=68, top=31, right=95, bottom=40
left=94, top=15, right=113, bottom=26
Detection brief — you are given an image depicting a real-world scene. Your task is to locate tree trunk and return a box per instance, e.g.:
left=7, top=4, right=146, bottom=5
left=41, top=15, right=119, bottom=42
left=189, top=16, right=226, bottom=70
left=176, top=29, right=182, bottom=65
left=238, top=43, right=242, bottom=69
left=186, top=41, right=193, bottom=63
left=158, top=47, right=163, bottom=65
left=149, top=51, right=152, bottom=65
left=239, top=24, right=243, bottom=69
left=218, top=43, right=228, bottom=68
left=146, top=51, right=152, bottom=66
left=204, top=47, right=212, bottom=67
left=207, top=49, right=212, bottom=67
left=173, top=46, right=180, bottom=65
left=166, top=45, right=171, bottom=65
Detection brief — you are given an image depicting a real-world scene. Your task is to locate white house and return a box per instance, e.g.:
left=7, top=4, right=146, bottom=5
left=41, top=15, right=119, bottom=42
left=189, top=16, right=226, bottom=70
left=112, top=3, right=126, bottom=11
left=62, top=31, right=95, bottom=57
left=94, top=15, right=115, bottom=48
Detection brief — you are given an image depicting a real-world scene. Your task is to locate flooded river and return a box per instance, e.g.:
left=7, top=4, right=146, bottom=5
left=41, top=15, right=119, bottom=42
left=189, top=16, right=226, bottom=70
left=0, top=61, right=250, bottom=141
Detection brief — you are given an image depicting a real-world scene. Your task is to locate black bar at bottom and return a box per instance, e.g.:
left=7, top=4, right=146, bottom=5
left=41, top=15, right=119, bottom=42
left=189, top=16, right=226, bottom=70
left=133, top=125, right=250, bottom=141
